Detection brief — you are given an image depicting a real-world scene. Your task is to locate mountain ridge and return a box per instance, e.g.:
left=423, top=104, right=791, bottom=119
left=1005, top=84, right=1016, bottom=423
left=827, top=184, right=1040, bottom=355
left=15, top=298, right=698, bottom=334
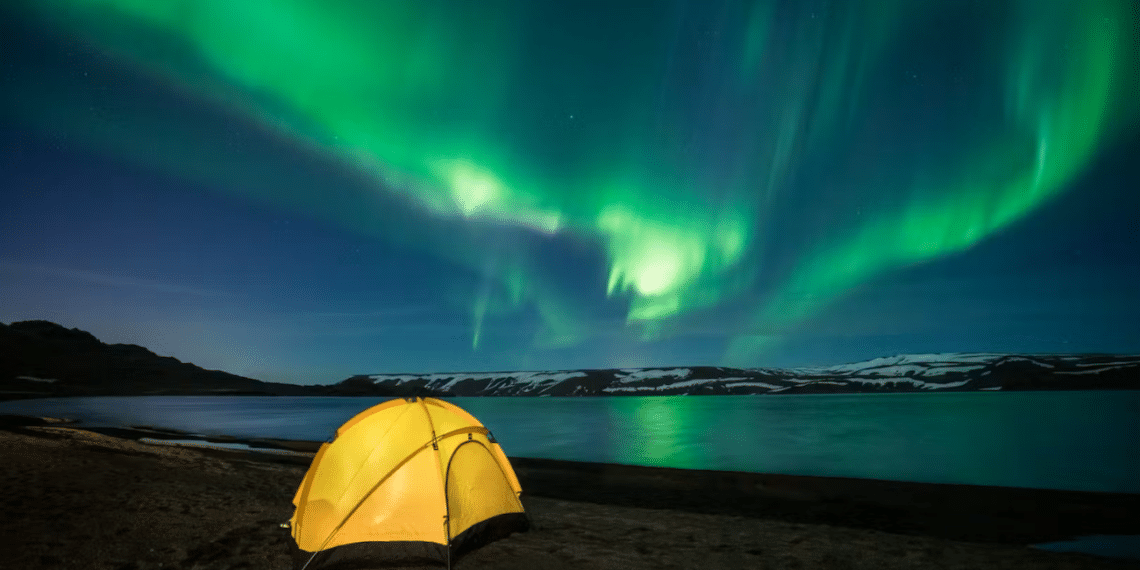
left=351, top=352, right=1140, bottom=397
left=2, top=321, right=1137, bottom=398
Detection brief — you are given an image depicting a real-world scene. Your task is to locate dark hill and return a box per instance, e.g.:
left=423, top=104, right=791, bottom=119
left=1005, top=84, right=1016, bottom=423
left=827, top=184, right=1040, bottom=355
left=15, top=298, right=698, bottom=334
left=0, top=320, right=308, bottom=398
left=0, top=320, right=453, bottom=400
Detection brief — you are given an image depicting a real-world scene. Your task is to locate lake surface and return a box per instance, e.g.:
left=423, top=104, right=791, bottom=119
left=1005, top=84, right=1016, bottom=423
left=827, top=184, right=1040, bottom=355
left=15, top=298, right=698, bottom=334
left=2, top=391, right=1137, bottom=494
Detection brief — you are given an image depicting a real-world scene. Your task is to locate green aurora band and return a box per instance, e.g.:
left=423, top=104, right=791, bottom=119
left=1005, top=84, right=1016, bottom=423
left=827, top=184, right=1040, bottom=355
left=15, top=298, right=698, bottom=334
left=7, top=0, right=1138, bottom=364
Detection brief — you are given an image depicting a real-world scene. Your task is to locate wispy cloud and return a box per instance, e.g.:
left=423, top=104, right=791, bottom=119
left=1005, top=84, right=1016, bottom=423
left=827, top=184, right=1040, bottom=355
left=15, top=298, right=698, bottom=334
left=0, top=260, right=232, bottom=297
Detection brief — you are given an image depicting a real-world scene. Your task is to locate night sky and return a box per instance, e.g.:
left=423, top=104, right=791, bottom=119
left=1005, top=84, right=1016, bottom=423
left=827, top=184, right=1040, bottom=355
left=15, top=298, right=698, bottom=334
left=2, top=1, right=1138, bottom=384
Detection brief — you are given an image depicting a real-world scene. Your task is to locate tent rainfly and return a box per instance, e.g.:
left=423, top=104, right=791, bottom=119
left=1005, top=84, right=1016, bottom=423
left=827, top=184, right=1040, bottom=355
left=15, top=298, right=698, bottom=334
left=288, top=396, right=528, bottom=569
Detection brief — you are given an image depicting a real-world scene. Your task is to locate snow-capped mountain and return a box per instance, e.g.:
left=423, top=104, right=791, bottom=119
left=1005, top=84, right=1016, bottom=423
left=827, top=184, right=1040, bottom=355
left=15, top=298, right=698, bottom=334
left=12, top=321, right=1133, bottom=399
left=339, top=353, right=1140, bottom=397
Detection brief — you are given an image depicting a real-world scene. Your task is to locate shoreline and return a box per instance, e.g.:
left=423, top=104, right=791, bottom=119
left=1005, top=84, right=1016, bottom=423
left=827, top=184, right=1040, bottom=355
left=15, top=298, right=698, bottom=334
left=7, top=414, right=1140, bottom=544
left=4, top=414, right=1139, bottom=569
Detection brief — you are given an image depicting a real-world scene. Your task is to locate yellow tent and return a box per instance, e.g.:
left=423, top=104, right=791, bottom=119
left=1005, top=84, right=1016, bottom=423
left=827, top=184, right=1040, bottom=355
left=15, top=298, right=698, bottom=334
left=288, top=397, right=528, bottom=569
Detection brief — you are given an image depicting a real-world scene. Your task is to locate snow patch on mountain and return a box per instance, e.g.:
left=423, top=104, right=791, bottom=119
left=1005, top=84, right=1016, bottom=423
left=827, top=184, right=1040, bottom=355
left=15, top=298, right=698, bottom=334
left=802, top=353, right=1002, bottom=374
left=367, top=370, right=587, bottom=390
left=614, top=368, right=692, bottom=383
left=15, top=376, right=58, bottom=383
left=851, top=377, right=927, bottom=387
left=725, top=381, right=787, bottom=390
left=1055, top=365, right=1134, bottom=375
left=922, top=379, right=971, bottom=389
left=503, top=371, right=587, bottom=386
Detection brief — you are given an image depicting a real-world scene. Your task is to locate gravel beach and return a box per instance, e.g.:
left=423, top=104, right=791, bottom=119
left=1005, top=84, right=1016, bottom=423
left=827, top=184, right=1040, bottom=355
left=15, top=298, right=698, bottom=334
left=2, top=416, right=1137, bottom=569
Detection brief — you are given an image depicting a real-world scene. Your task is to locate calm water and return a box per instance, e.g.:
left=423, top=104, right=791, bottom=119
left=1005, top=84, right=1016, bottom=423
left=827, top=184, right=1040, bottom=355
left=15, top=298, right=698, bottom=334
left=2, top=391, right=1137, bottom=493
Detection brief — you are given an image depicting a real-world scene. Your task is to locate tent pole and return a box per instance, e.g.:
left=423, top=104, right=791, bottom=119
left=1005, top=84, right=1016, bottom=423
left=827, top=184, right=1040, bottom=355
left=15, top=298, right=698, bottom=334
left=446, top=515, right=452, bottom=570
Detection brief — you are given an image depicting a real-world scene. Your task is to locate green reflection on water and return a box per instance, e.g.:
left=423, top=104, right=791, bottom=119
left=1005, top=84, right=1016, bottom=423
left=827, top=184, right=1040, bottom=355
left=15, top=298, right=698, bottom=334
left=608, top=396, right=705, bottom=468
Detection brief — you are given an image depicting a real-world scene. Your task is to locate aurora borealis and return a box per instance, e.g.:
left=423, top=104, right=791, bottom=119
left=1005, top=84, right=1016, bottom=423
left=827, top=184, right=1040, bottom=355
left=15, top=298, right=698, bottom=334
left=2, top=1, right=1138, bottom=383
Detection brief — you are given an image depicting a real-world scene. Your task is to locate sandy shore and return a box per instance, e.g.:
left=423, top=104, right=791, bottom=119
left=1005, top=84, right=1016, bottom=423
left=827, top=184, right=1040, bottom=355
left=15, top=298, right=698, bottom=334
left=2, top=416, right=1138, bottom=569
